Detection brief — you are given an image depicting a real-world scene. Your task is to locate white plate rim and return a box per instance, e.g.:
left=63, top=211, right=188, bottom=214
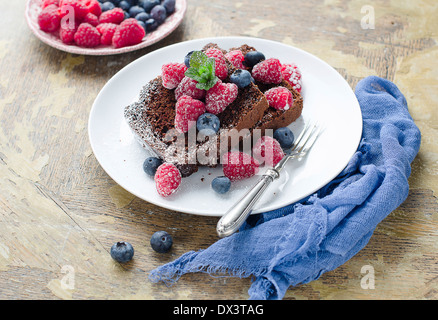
left=88, top=36, right=363, bottom=216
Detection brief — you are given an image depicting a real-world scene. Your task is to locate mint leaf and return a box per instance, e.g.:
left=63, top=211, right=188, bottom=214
left=184, top=51, right=219, bottom=91
left=185, top=67, right=203, bottom=82
left=189, top=51, right=208, bottom=69
left=205, top=57, right=215, bottom=73
left=196, top=78, right=218, bottom=90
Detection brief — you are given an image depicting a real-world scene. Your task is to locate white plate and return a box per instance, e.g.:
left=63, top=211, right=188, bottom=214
left=88, top=36, right=362, bottom=216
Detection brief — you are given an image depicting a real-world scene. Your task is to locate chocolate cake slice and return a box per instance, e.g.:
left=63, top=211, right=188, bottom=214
left=228, top=44, right=304, bottom=134
left=254, top=81, right=303, bottom=134
left=124, top=43, right=303, bottom=178
left=124, top=49, right=269, bottom=177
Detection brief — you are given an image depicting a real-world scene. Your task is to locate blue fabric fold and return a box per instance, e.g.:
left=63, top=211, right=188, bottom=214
left=149, top=76, right=421, bottom=300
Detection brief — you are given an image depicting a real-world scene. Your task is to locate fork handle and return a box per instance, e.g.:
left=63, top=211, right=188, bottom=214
left=216, top=168, right=280, bottom=238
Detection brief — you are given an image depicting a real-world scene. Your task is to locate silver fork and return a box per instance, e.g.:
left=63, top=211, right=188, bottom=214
left=216, top=120, right=323, bottom=238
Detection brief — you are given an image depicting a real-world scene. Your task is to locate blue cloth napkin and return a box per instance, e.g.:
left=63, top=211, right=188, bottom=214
left=149, top=76, right=421, bottom=300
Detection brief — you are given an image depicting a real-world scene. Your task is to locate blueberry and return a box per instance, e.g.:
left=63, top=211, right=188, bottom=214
left=143, top=156, right=163, bottom=176
left=145, top=18, right=159, bottom=31
left=118, top=0, right=131, bottom=11
left=230, top=69, right=253, bottom=88
left=212, top=176, right=231, bottom=194
left=137, top=20, right=146, bottom=31
left=123, top=10, right=130, bottom=19
left=135, top=12, right=150, bottom=22
left=110, top=241, right=134, bottom=263
left=273, top=127, right=295, bottom=149
left=101, top=1, right=115, bottom=11
left=150, top=5, right=167, bottom=24
left=196, top=113, right=220, bottom=136
left=244, top=51, right=266, bottom=68
left=150, top=231, right=173, bottom=253
left=184, top=50, right=194, bottom=68
left=106, top=0, right=121, bottom=5
left=162, top=0, right=176, bottom=14
left=142, top=0, right=160, bottom=12
left=129, top=5, right=145, bottom=17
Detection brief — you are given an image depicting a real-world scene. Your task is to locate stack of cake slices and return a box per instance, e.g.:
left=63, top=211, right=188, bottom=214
left=124, top=43, right=304, bottom=177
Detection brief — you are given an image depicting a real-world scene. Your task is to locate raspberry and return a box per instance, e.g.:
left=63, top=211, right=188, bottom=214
left=161, top=63, right=187, bottom=90
left=112, top=18, right=145, bottom=48
left=174, top=76, right=206, bottom=101
left=99, top=8, right=124, bottom=24
left=222, top=151, right=259, bottom=181
left=252, top=136, right=285, bottom=167
left=83, top=12, right=98, bottom=26
left=74, top=23, right=101, bottom=47
left=83, top=0, right=101, bottom=17
left=96, top=23, right=117, bottom=45
left=38, top=4, right=61, bottom=32
left=175, top=95, right=206, bottom=133
left=59, top=0, right=89, bottom=20
left=42, top=0, right=59, bottom=8
left=205, top=80, right=238, bottom=115
left=154, top=163, right=182, bottom=197
left=59, top=20, right=79, bottom=44
left=281, top=63, right=302, bottom=93
left=225, top=50, right=245, bottom=70
left=264, top=86, right=294, bottom=111
left=252, top=58, right=283, bottom=84
left=205, top=48, right=228, bottom=80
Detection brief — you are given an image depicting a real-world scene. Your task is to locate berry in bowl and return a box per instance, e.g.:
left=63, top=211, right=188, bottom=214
left=25, top=0, right=187, bottom=55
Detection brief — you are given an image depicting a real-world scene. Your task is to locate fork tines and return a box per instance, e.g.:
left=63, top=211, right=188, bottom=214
left=295, top=121, right=324, bottom=156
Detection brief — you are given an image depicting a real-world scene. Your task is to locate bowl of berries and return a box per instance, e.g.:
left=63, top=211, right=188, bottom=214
left=25, top=0, right=187, bottom=55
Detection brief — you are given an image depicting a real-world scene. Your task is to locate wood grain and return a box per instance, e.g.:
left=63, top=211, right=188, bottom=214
left=0, top=0, right=436, bottom=300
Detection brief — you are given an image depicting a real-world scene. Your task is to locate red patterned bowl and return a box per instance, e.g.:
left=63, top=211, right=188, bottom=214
left=25, top=0, right=187, bottom=55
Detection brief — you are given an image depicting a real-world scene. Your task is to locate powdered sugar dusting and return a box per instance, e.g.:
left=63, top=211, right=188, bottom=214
left=252, top=58, right=283, bottom=84
left=281, top=63, right=303, bottom=93
left=175, top=76, right=206, bottom=100
left=205, top=80, right=238, bottom=114
left=264, top=86, right=294, bottom=111
left=155, top=163, right=182, bottom=197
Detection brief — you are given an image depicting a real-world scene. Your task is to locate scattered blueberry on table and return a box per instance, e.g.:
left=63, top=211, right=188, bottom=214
left=150, top=231, right=173, bottom=253
left=110, top=241, right=135, bottom=263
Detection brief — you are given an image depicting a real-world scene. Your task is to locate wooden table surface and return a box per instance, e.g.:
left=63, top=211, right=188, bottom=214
left=0, top=0, right=437, bottom=300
